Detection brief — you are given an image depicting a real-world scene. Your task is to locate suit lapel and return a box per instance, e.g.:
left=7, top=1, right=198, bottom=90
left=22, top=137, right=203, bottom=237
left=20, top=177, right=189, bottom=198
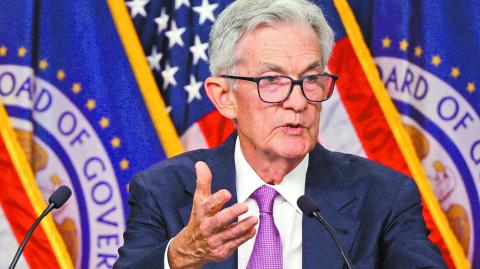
left=177, top=134, right=238, bottom=269
left=303, top=145, right=359, bottom=269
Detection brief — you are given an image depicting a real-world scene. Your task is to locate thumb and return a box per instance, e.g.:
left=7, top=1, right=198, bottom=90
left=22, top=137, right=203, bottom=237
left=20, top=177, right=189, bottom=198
left=194, top=161, right=212, bottom=198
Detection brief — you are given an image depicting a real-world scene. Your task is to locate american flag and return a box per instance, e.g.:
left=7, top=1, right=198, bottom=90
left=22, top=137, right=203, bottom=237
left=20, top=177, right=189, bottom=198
left=126, top=0, right=233, bottom=150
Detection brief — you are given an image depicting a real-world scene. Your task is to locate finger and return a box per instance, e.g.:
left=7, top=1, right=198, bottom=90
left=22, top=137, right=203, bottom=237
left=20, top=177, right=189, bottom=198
left=223, top=216, right=258, bottom=241
left=207, top=216, right=258, bottom=248
left=204, top=189, right=232, bottom=213
left=204, top=203, right=249, bottom=233
left=194, top=161, right=212, bottom=199
left=222, top=226, right=257, bottom=252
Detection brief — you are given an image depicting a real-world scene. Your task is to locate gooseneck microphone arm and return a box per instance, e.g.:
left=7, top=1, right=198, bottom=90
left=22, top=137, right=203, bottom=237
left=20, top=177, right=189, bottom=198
left=9, top=203, right=55, bottom=269
left=297, top=195, right=354, bottom=269
left=9, top=185, right=72, bottom=269
left=310, top=209, right=354, bottom=269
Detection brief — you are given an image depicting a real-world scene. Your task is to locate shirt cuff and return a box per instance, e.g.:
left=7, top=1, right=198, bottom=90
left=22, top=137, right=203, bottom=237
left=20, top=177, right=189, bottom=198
left=164, top=237, right=175, bottom=269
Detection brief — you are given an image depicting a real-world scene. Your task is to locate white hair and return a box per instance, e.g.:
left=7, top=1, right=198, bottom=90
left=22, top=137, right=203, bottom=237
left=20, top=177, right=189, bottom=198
left=208, top=0, right=335, bottom=76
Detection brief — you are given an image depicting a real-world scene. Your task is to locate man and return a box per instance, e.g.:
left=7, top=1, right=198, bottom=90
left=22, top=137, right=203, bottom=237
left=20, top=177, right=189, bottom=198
left=115, top=0, right=446, bottom=268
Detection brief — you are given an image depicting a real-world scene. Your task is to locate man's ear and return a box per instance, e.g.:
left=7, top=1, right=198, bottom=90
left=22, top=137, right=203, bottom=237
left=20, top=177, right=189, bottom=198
left=204, top=77, right=236, bottom=119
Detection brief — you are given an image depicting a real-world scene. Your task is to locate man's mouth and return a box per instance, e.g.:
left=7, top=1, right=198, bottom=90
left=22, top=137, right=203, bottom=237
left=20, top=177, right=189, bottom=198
left=286, top=123, right=302, bottom=128
left=281, top=123, right=306, bottom=134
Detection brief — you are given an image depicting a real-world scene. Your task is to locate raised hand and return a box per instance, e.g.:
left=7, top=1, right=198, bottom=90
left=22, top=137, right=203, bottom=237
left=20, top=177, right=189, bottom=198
left=167, top=161, right=258, bottom=268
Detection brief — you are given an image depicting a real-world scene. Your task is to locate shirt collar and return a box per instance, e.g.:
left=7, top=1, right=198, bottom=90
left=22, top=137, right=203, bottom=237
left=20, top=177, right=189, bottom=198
left=234, top=137, right=308, bottom=214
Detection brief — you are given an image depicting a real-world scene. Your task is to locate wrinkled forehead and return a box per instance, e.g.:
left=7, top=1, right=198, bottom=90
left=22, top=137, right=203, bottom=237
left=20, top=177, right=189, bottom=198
left=233, top=22, right=324, bottom=73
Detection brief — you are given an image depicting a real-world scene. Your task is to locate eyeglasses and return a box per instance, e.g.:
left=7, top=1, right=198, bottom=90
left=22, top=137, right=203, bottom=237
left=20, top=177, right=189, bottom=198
left=221, top=73, right=338, bottom=103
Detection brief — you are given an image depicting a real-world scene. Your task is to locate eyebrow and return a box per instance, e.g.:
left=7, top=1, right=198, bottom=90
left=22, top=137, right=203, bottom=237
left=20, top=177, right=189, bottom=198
left=257, top=60, right=323, bottom=75
left=302, top=61, right=323, bottom=73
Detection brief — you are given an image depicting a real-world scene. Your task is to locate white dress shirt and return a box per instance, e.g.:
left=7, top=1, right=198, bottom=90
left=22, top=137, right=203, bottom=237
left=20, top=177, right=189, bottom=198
left=235, top=138, right=307, bottom=269
left=164, top=137, right=308, bottom=268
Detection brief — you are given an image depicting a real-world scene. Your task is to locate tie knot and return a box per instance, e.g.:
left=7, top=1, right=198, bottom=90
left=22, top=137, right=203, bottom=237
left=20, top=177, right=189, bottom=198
left=252, top=185, right=278, bottom=214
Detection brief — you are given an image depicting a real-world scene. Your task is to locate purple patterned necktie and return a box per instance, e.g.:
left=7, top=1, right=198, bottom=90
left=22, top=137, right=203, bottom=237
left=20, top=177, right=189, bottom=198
left=247, top=185, right=283, bottom=269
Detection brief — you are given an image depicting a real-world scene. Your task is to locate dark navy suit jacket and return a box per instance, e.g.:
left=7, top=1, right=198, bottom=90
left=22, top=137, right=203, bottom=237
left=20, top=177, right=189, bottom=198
left=114, top=134, right=446, bottom=268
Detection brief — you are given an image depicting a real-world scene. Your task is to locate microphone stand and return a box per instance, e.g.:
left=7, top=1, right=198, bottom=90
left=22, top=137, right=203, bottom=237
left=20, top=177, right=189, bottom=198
left=311, top=210, right=354, bottom=269
left=9, top=185, right=71, bottom=269
left=9, top=203, right=56, bottom=269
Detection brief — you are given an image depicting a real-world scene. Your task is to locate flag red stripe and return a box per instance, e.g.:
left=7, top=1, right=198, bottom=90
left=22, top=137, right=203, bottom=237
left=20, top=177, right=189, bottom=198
left=197, top=109, right=235, bottom=148
left=0, top=135, right=60, bottom=269
left=329, top=38, right=410, bottom=175
left=328, top=37, right=454, bottom=268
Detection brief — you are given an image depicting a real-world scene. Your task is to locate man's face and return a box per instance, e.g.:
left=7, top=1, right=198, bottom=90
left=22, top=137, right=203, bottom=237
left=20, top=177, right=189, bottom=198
left=231, top=22, right=323, bottom=161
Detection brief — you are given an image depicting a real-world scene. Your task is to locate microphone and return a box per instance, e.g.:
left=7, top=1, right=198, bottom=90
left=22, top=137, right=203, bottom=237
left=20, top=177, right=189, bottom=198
left=9, top=185, right=72, bottom=269
left=297, top=195, right=354, bottom=269
left=48, top=185, right=72, bottom=209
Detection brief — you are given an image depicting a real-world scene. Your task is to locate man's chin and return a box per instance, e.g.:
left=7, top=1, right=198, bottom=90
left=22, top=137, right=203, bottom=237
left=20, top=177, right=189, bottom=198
left=276, top=140, right=313, bottom=159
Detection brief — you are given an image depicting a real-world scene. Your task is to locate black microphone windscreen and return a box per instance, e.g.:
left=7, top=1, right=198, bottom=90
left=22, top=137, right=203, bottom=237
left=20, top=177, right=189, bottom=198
left=297, top=195, right=319, bottom=217
left=48, top=185, right=72, bottom=209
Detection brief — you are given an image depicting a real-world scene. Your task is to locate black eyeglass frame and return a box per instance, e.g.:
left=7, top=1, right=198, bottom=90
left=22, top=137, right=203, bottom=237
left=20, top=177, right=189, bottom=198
left=220, top=73, right=338, bottom=103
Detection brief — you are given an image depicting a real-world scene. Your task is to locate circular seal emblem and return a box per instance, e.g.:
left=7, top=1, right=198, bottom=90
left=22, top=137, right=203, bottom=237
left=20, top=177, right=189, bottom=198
left=376, top=57, right=480, bottom=261
left=0, top=64, right=125, bottom=268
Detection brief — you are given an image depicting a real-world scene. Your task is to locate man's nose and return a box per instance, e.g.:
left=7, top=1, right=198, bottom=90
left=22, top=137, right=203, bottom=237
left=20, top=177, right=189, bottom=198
left=282, top=84, right=308, bottom=111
